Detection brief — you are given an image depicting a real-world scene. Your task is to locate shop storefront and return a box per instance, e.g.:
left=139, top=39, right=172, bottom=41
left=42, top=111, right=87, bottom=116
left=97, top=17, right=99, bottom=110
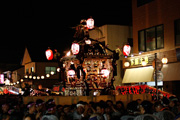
left=122, top=48, right=180, bottom=97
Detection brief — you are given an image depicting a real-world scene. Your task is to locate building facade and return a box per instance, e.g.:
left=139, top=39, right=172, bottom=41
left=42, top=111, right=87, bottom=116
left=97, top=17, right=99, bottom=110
left=17, top=47, right=60, bottom=89
left=122, top=0, right=180, bottom=96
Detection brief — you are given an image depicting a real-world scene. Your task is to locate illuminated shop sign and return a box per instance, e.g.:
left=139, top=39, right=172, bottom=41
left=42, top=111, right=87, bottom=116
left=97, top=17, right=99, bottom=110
left=126, top=54, right=155, bottom=67
left=130, top=56, right=149, bottom=66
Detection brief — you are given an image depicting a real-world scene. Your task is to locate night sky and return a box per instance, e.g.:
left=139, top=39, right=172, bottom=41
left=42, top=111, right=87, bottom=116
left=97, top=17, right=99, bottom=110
left=1, top=1, right=132, bottom=64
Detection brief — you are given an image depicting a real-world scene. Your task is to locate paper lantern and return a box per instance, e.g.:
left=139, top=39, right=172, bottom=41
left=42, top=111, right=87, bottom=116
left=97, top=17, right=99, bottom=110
left=45, top=49, right=53, bottom=60
left=101, top=69, right=110, bottom=78
left=124, top=62, right=130, bottom=67
left=86, top=18, right=94, bottom=29
left=71, top=43, right=80, bottom=55
left=123, top=45, right=131, bottom=56
left=67, top=70, right=75, bottom=77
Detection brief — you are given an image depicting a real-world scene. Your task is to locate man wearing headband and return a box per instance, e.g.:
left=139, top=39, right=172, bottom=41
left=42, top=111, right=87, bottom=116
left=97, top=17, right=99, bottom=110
left=72, top=102, right=85, bottom=120
left=41, top=104, right=58, bottom=120
left=24, top=101, right=36, bottom=120
left=35, top=99, right=45, bottom=120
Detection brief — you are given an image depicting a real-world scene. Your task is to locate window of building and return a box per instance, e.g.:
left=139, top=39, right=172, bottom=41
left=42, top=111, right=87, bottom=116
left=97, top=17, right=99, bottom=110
left=138, top=25, right=164, bottom=52
left=175, top=19, right=180, bottom=46
left=137, top=0, right=154, bottom=7
left=26, top=68, right=29, bottom=74
left=31, top=67, right=34, bottom=73
left=45, top=67, right=56, bottom=74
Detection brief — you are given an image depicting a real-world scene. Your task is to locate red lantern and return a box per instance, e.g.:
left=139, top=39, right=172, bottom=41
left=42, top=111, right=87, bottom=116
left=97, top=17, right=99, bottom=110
left=45, top=49, right=53, bottom=60
left=123, top=45, right=131, bottom=56
left=86, top=18, right=94, bottom=29
left=71, top=43, right=80, bottom=55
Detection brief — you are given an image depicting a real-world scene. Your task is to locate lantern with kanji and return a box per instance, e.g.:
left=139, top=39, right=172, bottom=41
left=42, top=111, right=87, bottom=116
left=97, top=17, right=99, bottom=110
left=71, top=43, right=80, bottom=55
left=86, top=18, right=94, bottom=29
left=123, top=45, right=131, bottom=56
left=45, top=48, right=54, bottom=60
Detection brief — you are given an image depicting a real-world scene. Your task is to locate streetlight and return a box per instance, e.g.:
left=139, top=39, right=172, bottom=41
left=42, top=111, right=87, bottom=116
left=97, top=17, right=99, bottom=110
left=162, top=56, right=168, bottom=64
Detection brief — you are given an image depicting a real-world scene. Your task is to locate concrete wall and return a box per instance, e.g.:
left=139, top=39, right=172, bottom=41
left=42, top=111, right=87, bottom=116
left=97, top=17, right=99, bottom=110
left=23, top=94, right=152, bottom=106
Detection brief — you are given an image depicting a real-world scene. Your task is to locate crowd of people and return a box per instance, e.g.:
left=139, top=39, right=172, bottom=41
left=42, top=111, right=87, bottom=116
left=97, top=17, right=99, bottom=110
left=0, top=95, right=180, bottom=120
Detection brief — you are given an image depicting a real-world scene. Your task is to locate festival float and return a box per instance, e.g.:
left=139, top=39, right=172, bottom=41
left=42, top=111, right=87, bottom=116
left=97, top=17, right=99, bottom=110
left=55, top=18, right=120, bottom=96
left=59, top=39, right=119, bottom=96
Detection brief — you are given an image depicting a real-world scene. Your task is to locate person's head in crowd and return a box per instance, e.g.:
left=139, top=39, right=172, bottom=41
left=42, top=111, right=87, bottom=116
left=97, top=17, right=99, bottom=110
left=158, top=94, right=164, bottom=100
left=1, top=114, right=10, bottom=120
left=139, top=100, right=153, bottom=114
left=106, top=100, right=113, bottom=107
left=104, top=105, right=112, bottom=115
left=45, top=99, right=55, bottom=110
left=99, top=100, right=106, bottom=106
left=161, top=96, right=170, bottom=107
left=126, top=101, right=140, bottom=115
left=26, top=101, right=36, bottom=114
left=76, top=101, right=85, bottom=115
left=143, top=115, right=159, bottom=120
left=70, top=104, right=76, bottom=113
left=116, top=100, right=125, bottom=111
left=8, top=107, right=15, bottom=115
left=83, top=102, right=89, bottom=110
left=136, top=99, right=142, bottom=105
left=169, top=96, right=178, bottom=108
left=89, top=113, right=103, bottom=120
left=36, top=99, right=45, bottom=112
left=46, top=104, right=56, bottom=114
left=46, top=99, right=55, bottom=105
left=89, top=101, right=96, bottom=110
left=56, top=105, right=63, bottom=113
left=154, top=101, right=164, bottom=112
left=63, top=105, right=71, bottom=114
left=96, top=102, right=105, bottom=115
left=1, top=103, right=9, bottom=114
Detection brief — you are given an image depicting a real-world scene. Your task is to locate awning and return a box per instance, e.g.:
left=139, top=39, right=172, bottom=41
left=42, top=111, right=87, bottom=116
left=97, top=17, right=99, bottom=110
left=122, top=66, right=154, bottom=83
left=161, top=62, right=180, bottom=81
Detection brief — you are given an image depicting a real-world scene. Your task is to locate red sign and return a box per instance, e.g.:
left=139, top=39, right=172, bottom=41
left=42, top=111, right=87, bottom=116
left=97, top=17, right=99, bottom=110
left=116, top=85, right=171, bottom=98
left=86, top=18, right=94, bottom=29
left=45, top=49, right=54, bottom=60
left=123, top=45, right=131, bottom=56
left=71, top=43, right=80, bottom=55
